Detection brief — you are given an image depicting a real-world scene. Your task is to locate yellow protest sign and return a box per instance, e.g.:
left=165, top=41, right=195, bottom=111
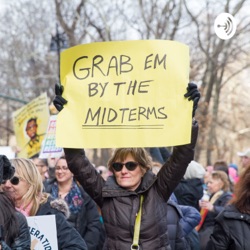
left=56, top=40, right=192, bottom=148
left=13, top=93, right=50, bottom=158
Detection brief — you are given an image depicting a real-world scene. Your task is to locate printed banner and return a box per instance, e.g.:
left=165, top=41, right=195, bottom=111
left=27, top=215, right=58, bottom=250
left=13, top=93, right=50, bottom=158
left=56, top=40, right=192, bottom=148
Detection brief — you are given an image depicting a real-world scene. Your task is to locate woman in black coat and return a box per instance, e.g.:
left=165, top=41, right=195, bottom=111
left=0, top=192, right=30, bottom=250
left=206, top=165, right=250, bottom=250
left=53, top=82, right=200, bottom=249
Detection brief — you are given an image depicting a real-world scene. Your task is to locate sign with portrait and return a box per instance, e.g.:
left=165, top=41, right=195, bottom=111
left=27, top=215, right=58, bottom=250
left=13, top=93, right=50, bottom=158
left=56, top=40, right=192, bottom=148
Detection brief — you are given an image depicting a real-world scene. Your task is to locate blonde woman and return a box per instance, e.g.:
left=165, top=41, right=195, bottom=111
left=198, top=171, right=232, bottom=250
left=2, top=158, right=87, bottom=250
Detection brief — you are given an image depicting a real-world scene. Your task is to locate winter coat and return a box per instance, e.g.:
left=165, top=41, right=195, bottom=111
left=45, top=179, right=104, bottom=250
left=36, top=197, right=88, bottom=250
left=167, top=200, right=189, bottom=250
left=198, top=191, right=232, bottom=250
left=64, top=121, right=198, bottom=250
left=180, top=205, right=201, bottom=250
left=179, top=205, right=201, bottom=236
left=174, top=178, right=204, bottom=211
left=1, top=211, right=30, bottom=250
left=168, top=197, right=201, bottom=250
left=206, top=205, right=250, bottom=250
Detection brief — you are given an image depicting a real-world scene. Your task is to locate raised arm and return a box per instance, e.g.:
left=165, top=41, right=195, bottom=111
left=156, top=83, right=200, bottom=200
left=156, top=120, right=198, bottom=200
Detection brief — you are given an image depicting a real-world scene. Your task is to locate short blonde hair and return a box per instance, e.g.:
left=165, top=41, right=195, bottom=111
left=107, top=148, right=152, bottom=174
left=211, top=170, right=230, bottom=192
left=11, top=158, right=49, bottom=216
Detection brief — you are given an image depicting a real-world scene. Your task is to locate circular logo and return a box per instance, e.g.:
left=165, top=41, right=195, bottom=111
left=214, top=13, right=237, bottom=40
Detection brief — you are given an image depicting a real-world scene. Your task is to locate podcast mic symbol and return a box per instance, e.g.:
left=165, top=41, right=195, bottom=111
left=217, top=17, right=233, bottom=36
left=214, top=13, right=237, bottom=40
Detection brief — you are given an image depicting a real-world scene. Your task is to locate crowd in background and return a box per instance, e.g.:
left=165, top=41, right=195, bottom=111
left=1, top=145, right=250, bottom=249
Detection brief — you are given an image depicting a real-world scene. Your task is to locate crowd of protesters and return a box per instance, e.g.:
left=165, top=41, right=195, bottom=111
left=1, top=144, right=250, bottom=249
left=1, top=80, right=250, bottom=250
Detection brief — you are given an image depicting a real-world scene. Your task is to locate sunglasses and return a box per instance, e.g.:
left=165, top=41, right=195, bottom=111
left=112, top=161, right=139, bottom=172
left=2, top=176, right=20, bottom=185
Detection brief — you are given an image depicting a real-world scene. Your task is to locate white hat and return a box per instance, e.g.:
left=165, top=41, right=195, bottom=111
left=184, top=160, right=205, bottom=179
left=237, top=149, right=250, bottom=158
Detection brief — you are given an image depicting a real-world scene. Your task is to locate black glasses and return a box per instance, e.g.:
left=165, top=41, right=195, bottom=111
left=2, top=176, right=20, bottom=185
left=112, top=161, right=139, bottom=172
left=55, top=166, right=69, bottom=171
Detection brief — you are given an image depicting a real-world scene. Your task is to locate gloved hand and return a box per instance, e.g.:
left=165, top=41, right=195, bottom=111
left=53, top=83, right=68, bottom=112
left=0, top=155, right=15, bottom=184
left=184, top=82, right=200, bottom=118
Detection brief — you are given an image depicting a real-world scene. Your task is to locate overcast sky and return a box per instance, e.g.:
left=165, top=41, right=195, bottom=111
left=0, top=0, right=7, bottom=15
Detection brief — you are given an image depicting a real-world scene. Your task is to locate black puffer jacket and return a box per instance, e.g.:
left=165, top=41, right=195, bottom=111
left=167, top=200, right=189, bottom=250
left=1, top=212, right=30, bottom=250
left=206, top=205, right=250, bottom=250
left=64, top=121, right=198, bottom=250
left=36, top=197, right=88, bottom=250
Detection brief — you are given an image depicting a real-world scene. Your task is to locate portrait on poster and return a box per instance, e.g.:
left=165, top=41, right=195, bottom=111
left=13, top=93, right=50, bottom=158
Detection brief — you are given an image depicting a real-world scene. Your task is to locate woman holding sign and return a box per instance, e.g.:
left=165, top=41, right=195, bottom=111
left=2, top=158, right=88, bottom=250
left=53, top=82, right=200, bottom=249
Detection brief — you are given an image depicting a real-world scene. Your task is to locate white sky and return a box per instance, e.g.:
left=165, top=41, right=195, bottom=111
left=0, top=0, right=9, bottom=15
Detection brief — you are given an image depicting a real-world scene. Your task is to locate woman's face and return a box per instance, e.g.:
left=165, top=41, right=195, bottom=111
left=113, top=154, right=143, bottom=191
left=207, top=177, right=223, bottom=194
left=2, top=174, right=30, bottom=207
left=55, top=158, right=73, bottom=184
left=32, top=158, right=47, bottom=180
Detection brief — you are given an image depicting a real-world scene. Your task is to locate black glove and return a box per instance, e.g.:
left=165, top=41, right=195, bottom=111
left=53, top=83, right=68, bottom=112
left=0, top=155, right=15, bottom=184
left=184, top=82, right=200, bottom=118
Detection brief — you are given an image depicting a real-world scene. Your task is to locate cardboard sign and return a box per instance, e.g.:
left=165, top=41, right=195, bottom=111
left=39, top=115, right=63, bottom=158
left=56, top=40, right=192, bottom=148
left=13, top=93, right=50, bottom=158
left=27, top=215, right=58, bottom=250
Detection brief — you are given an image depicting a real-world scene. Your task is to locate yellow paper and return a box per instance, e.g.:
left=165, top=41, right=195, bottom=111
left=13, top=93, right=50, bottom=158
left=56, top=40, right=192, bottom=148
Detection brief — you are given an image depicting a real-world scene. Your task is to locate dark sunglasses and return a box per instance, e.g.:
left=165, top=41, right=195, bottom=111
left=2, top=176, right=20, bottom=185
left=112, top=161, right=139, bottom=172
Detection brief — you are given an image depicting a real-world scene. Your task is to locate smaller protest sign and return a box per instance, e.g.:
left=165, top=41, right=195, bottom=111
left=39, top=115, right=63, bottom=158
left=13, top=93, right=50, bottom=158
left=27, top=215, right=58, bottom=250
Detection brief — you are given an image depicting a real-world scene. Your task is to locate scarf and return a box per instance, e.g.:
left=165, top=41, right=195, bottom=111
left=196, top=190, right=224, bottom=231
left=16, top=201, right=33, bottom=216
left=51, top=180, right=84, bottom=214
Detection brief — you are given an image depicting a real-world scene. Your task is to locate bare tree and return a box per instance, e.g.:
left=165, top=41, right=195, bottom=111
left=1, top=0, right=250, bottom=167
left=184, top=0, right=250, bottom=165
left=0, top=0, right=56, bottom=145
